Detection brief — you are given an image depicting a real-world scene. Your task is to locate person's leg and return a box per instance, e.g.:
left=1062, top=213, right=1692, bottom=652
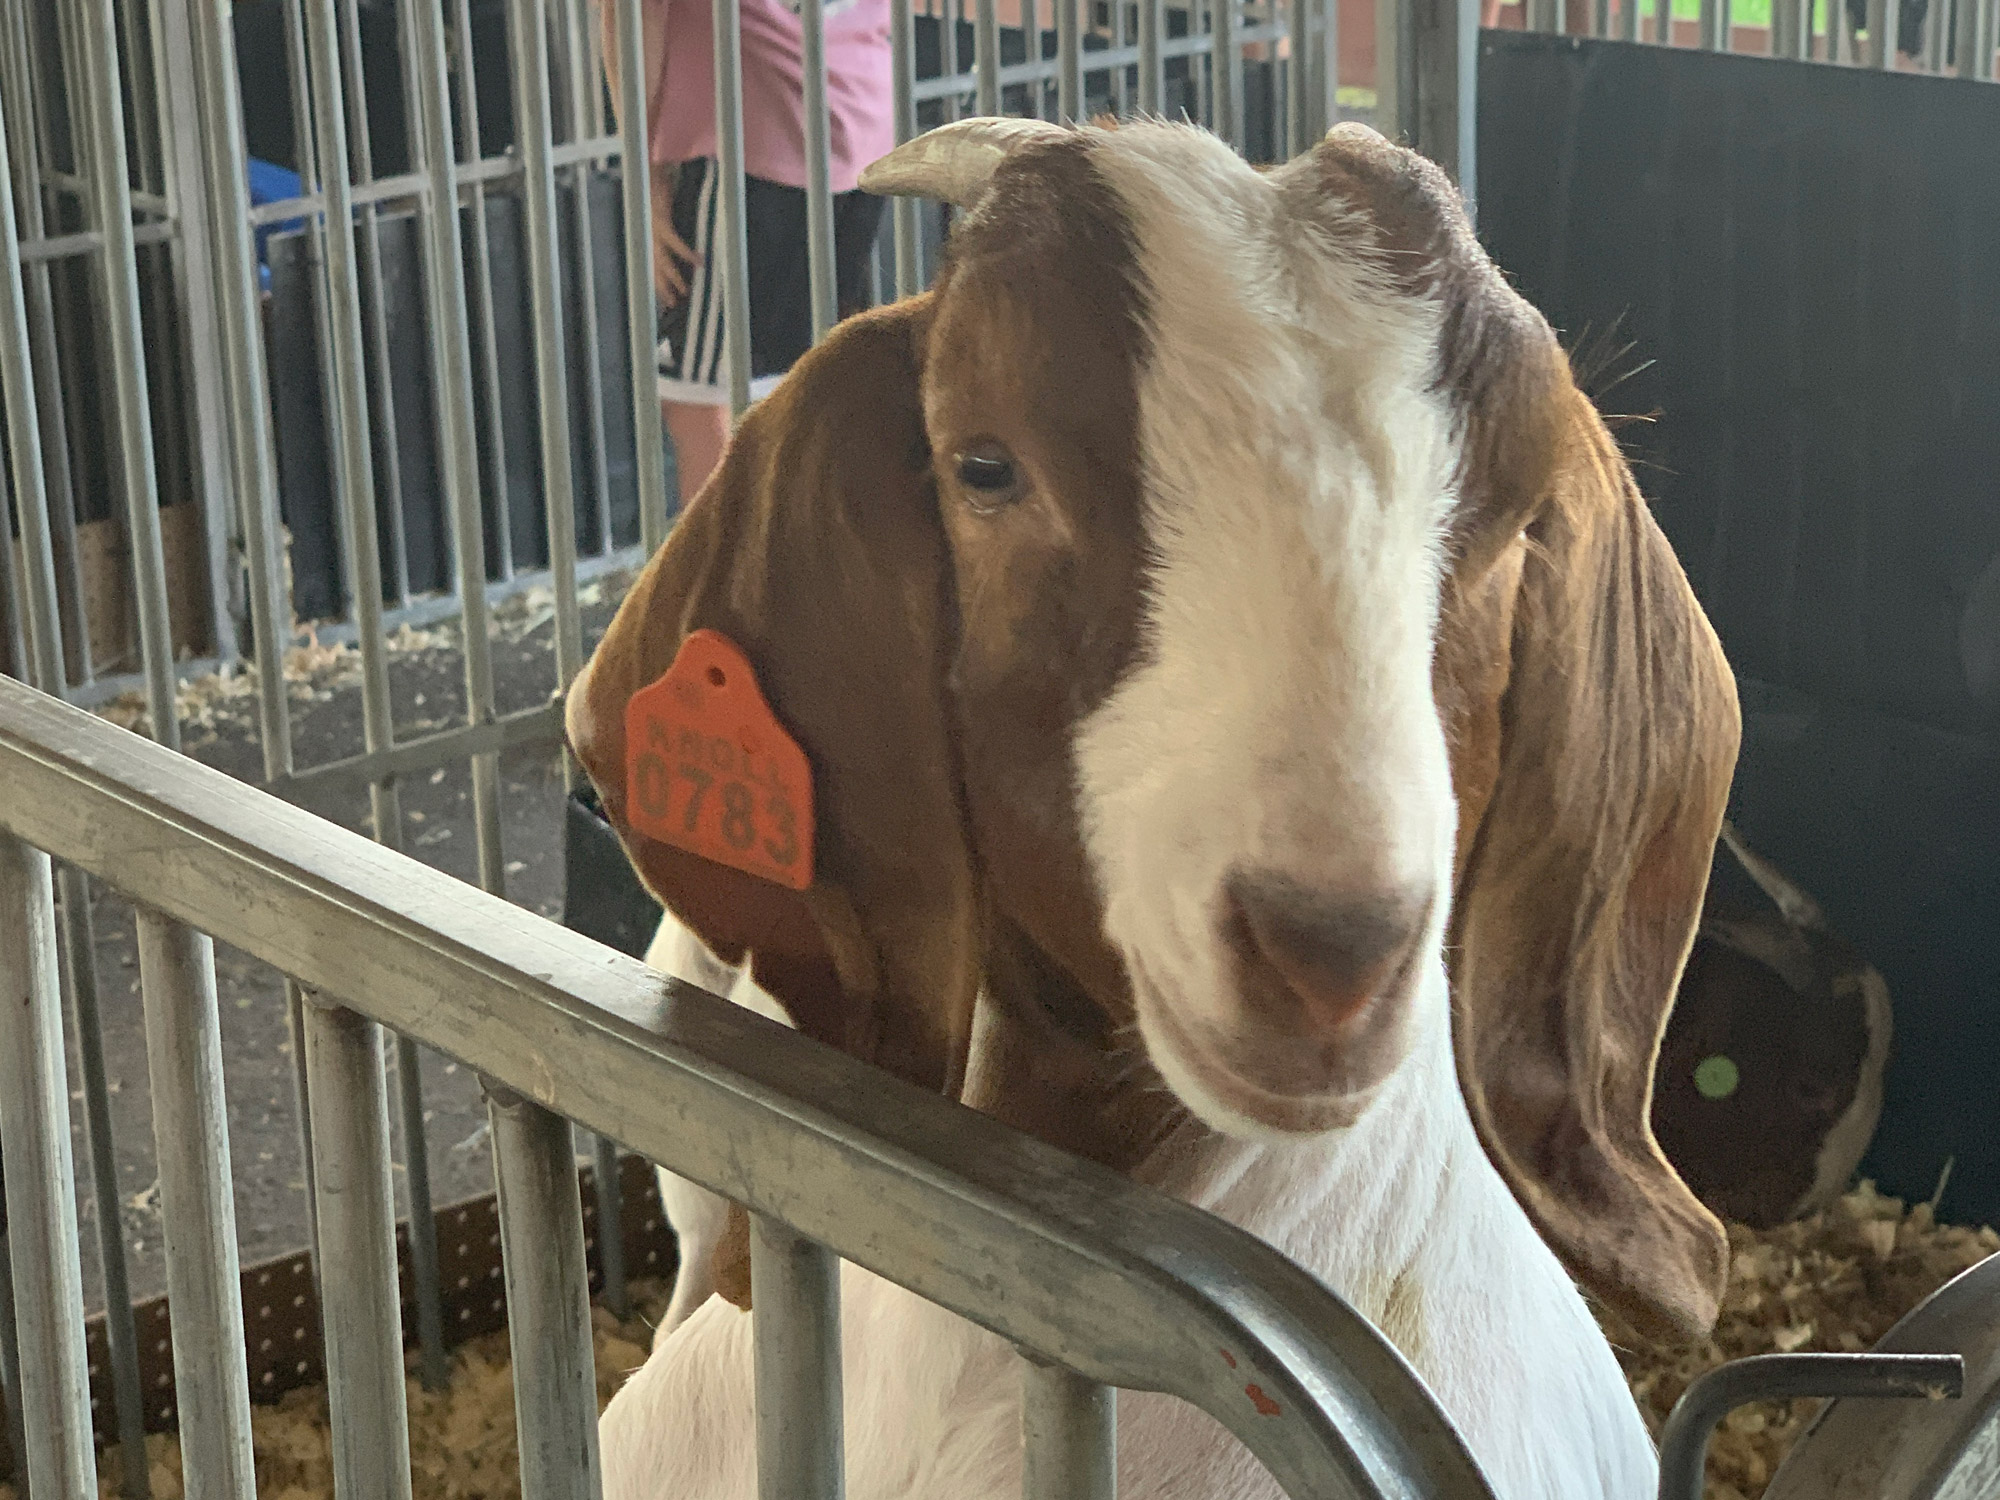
left=663, top=400, right=731, bottom=500
left=655, top=159, right=737, bottom=506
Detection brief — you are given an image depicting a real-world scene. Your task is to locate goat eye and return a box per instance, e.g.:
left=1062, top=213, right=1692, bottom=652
left=954, top=444, right=1022, bottom=510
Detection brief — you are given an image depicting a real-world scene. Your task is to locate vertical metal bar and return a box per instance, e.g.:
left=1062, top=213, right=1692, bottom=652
left=947, top=0, right=966, bottom=120
left=1980, top=0, right=1997, bottom=77
left=569, top=182, right=615, bottom=559
left=393, top=1034, right=448, bottom=1390
left=451, top=0, right=520, bottom=583
left=0, top=84, right=152, bottom=1500
left=1620, top=0, right=1641, bottom=40
left=75, top=0, right=178, bottom=749
left=590, top=1136, right=629, bottom=1318
left=1922, top=0, right=1945, bottom=63
left=1699, top=0, right=1728, bottom=50
left=136, top=912, right=257, bottom=1500
left=1866, top=0, right=1896, bottom=60
left=340, top=0, right=416, bottom=607
left=509, top=0, right=586, bottom=690
left=1773, top=0, right=1796, bottom=51
left=976, top=0, right=1002, bottom=112
left=191, top=0, right=296, bottom=779
left=0, top=835, right=99, bottom=1500
left=1654, top=0, right=1671, bottom=45
left=153, top=0, right=245, bottom=672
left=1021, top=1360, right=1117, bottom=1500
left=405, top=0, right=510, bottom=896
left=803, top=0, right=839, bottom=342
left=1, top=23, right=93, bottom=693
left=610, top=0, right=671, bottom=551
left=284, top=983, right=325, bottom=1302
left=1113, top=0, right=1131, bottom=117
left=486, top=1087, right=603, bottom=1500
left=751, top=1217, right=845, bottom=1500
left=1527, top=0, right=1559, bottom=30
left=0, top=1216, right=32, bottom=1500
left=1138, top=0, right=1163, bottom=113
left=54, top=871, right=150, bottom=1500
left=1956, top=0, right=1982, bottom=71
left=1319, top=0, right=1338, bottom=140
left=714, top=0, right=755, bottom=415
left=301, top=999, right=413, bottom=1500
left=1378, top=0, right=1416, bottom=138
left=1220, top=0, right=1244, bottom=145
left=891, top=0, right=920, bottom=296
left=1059, top=0, right=1084, bottom=117
left=1413, top=0, right=1477, bottom=214
left=1591, top=0, right=1610, bottom=32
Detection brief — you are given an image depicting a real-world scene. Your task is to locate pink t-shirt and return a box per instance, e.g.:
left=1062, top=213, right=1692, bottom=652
left=648, top=0, right=894, bottom=194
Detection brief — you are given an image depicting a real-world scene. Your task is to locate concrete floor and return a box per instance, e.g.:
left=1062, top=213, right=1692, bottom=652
left=62, top=569, right=640, bottom=1311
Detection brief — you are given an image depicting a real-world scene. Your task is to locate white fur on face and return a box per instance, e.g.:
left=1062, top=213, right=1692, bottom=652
left=1071, top=126, right=1464, bottom=1139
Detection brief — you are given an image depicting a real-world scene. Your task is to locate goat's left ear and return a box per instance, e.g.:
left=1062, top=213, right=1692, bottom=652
left=565, top=296, right=986, bottom=1106
left=1442, top=404, right=1741, bottom=1348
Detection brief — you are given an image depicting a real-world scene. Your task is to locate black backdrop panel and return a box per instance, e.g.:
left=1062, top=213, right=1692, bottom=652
left=1480, top=31, right=2000, bottom=1227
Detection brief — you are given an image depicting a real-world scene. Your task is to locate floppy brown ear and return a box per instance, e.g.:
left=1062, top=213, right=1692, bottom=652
left=1312, top=122, right=1736, bottom=1344
left=1442, top=405, right=1741, bottom=1347
left=564, top=295, right=985, bottom=1104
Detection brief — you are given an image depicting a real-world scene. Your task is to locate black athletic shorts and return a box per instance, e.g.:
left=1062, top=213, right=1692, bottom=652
left=656, top=156, right=888, bottom=406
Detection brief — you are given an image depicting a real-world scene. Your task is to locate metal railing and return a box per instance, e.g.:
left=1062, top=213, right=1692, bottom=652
left=1501, top=0, right=2000, bottom=78
left=0, top=672, right=1505, bottom=1500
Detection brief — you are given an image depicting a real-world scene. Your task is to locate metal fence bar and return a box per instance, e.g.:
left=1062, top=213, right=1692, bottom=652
left=487, top=1087, right=603, bottom=1500
left=1285, top=0, right=1306, bottom=156
left=340, top=0, right=416, bottom=608
left=74, top=0, right=178, bottom=750
left=301, top=998, right=414, bottom=1500
left=977, top=0, right=1002, bottom=111
left=591, top=1134, right=630, bottom=1317
left=1922, top=0, right=1946, bottom=65
left=1216, top=0, right=1243, bottom=144
left=891, top=0, right=920, bottom=295
left=452, top=0, right=521, bottom=583
left=0, top=0, right=90, bottom=692
left=136, top=912, right=257, bottom=1500
left=1059, top=0, right=1084, bottom=118
left=714, top=0, right=755, bottom=414
left=0, top=834, right=99, bottom=1500
left=803, top=0, right=840, bottom=342
left=1867, top=0, right=1898, bottom=61
left=1021, top=1360, right=1117, bottom=1500
left=1653, top=0, right=1670, bottom=48
left=610, top=0, right=672, bottom=550
left=284, top=981, right=326, bottom=1302
left=191, top=0, right=296, bottom=779
left=0, top=1219, right=31, bottom=1500
left=751, top=1217, right=845, bottom=1500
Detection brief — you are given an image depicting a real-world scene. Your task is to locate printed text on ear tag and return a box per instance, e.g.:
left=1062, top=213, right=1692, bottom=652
left=623, top=630, right=815, bottom=891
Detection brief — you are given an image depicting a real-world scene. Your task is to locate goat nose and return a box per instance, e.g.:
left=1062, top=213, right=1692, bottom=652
left=1223, top=872, right=1431, bottom=1035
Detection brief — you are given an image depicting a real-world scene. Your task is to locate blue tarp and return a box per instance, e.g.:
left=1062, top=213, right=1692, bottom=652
left=246, top=157, right=302, bottom=292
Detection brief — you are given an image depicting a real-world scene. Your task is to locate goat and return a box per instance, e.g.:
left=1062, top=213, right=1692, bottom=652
left=565, top=116, right=1741, bottom=1499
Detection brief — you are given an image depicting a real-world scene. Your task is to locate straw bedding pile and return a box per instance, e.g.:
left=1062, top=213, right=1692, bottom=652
left=6, top=1186, right=1992, bottom=1500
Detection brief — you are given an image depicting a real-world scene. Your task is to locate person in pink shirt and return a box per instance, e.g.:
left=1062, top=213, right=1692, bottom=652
left=604, top=0, right=894, bottom=501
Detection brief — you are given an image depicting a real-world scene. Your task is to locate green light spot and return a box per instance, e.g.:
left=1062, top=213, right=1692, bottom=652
left=1694, top=1055, right=1741, bottom=1100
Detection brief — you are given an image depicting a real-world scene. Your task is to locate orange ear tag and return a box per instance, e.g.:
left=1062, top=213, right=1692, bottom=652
left=623, top=630, right=815, bottom=890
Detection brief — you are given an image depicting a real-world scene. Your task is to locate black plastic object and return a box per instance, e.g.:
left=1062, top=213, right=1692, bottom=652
left=561, top=787, right=662, bottom=961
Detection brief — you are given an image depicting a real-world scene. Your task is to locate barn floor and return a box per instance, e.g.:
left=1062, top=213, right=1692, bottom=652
left=62, top=567, right=641, bottom=1312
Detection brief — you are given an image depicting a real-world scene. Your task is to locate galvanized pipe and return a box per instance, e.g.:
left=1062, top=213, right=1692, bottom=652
left=1620, top=0, right=1641, bottom=41
left=1656, top=1353, right=1964, bottom=1500
left=1058, top=0, right=1084, bottom=119
left=138, top=912, right=258, bottom=1500
left=1211, top=0, right=1241, bottom=146
left=804, top=0, right=841, bottom=342
left=0, top=1213, right=32, bottom=1500
left=285, top=981, right=326, bottom=1299
left=714, top=0, right=756, bottom=414
left=54, top=865, right=152, bottom=1500
left=592, top=1135, right=630, bottom=1317
left=1021, top=1359, right=1116, bottom=1500
left=977, top=0, right=1002, bottom=112
left=610, top=0, right=673, bottom=549
left=891, top=0, right=921, bottom=295
left=751, top=1217, right=845, bottom=1500
left=1867, top=0, right=1897, bottom=60
left=302, top=999, right=414, bottom=1500
left=0, top=834, right=99, bottom=1500
left=487, top=1086, right=604, bottom=1500
left=508, top=0, right=588, bottom=690
left=74, top=0, right=178, bottom=750
left=190, top=0, right=295, bottom=779
left=394, top=1030, right=450, bottom=1391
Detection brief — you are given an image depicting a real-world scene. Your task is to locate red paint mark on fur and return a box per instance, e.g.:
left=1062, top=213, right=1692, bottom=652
left=1218, top=1349, right=1238, bottom=1369
left=1245, top=1384, right=1282, bottom=1416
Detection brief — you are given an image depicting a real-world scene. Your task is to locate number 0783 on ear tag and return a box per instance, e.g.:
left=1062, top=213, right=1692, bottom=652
left=623, top=630, right=815, bottom=890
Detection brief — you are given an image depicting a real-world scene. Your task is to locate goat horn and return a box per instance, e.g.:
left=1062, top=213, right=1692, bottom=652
left=859, top=117, right=1071, bottom=207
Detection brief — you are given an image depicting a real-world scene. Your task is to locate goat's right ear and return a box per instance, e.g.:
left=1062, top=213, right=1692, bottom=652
left=565, top=296, right=986, bottom=1102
